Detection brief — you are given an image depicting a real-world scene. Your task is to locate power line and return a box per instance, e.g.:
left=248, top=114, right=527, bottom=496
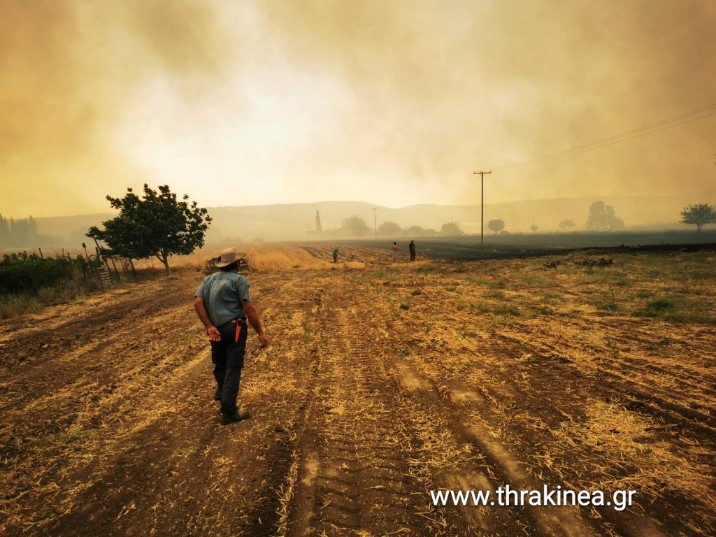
left=492, top=103, right=716, bottom=170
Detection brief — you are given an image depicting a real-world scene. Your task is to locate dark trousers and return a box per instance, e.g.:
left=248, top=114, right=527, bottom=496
left=211, top=319, right=248, bottom=416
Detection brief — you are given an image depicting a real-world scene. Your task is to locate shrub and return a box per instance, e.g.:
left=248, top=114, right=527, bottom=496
left=646, top=298, right=676, bottom=313
left=0, top=253, right=83, bottom=295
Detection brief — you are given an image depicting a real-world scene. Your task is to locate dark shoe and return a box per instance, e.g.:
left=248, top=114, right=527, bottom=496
left=220, top=410, right=251, bottom=425
left=220, top=413, right=240, bottom=425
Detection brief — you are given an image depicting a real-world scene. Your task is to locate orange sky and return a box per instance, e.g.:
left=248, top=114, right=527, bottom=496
left=1, top=0, right=715, bottom=218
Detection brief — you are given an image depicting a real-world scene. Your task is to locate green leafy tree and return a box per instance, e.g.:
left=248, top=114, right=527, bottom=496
left=87, top=184, right=211, bottom=273
left=487, top=219, right=505, bottom=234
left=680, top=203, right=716, bottom=232
left=340, top=216, right=370, bottom=237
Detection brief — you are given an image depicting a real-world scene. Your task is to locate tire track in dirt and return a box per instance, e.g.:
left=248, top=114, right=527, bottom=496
left=365, top=265, right=687, bottom=536
left=493, top=318, right=716, bottom=436
left=284, top=280, right=438, bottom=536
left=372, top=342, right=604, bottom=532
left=282, top=273, right=564, bottom=536
left=390, top=354, right=675, bottom=537
left=394, top=278, right=595, bottom=535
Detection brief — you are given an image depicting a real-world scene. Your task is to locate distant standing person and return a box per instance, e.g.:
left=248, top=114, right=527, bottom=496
left=332, top=247, right=339, bottom=263
left=194, top=247, right=269, bottom=425
left=392, top=242, right=399, bottom=263
left=409, top=240, right=416, bottom=262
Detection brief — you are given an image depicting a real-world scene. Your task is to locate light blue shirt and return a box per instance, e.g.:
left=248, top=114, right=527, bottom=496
left=195, top=271, right=251, bottom=327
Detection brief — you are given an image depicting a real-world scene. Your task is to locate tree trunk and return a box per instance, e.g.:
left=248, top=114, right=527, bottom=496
left=155, top=252, right=170, bottom=274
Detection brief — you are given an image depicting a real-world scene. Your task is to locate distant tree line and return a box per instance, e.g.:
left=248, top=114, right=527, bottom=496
left=336, top=217, right=466, bottom=238
left=0, top=214, right=41, bottom=248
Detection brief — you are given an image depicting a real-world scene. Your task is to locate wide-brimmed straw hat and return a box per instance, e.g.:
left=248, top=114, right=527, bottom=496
left=214, top=247, right=247, bottom=268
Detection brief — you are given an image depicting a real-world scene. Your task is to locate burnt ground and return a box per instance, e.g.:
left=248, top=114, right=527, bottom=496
left=0, top=245, right=714, bottom=536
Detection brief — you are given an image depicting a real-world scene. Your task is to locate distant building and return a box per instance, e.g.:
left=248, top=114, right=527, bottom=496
left=316, top=210, right=323, bottom=233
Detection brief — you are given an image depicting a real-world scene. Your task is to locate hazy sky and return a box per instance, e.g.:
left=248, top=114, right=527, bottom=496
left=1, top=0, right=715, bottom=218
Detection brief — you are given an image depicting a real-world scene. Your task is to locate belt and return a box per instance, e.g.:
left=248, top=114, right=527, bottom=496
left=219, top=317, right=247, bottom=329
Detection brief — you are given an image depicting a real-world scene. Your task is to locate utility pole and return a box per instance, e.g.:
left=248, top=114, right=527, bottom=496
left=473, top=170, right=492, bottom=247
left=372, top=208, right=378, bottom=239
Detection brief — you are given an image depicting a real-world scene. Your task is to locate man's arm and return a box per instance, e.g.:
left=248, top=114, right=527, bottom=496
left=194, top=296, right=221, bottom=341
left=243, top=300, right=269, bottom=348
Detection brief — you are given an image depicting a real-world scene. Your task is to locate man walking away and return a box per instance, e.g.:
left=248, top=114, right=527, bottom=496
left=392, top=242, right=399, bottom=263
left=409, top=240, right=416, bottom=262
left=194, top=247, right=269, bottom=425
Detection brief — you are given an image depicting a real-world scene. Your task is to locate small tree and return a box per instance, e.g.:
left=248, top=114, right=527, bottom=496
left=680, top=203, right=716, bottom=232
left=530, top=224, right=538, bottom=233
left=487, top=219, right=505, bottom=234
left=586, top=201, right=624, bottom=231
left=559, top=219, right=576, bottom=231
left=440, top=222, right=464, bottom=236
left=340, top=216, right=370, bottom=237
left=88, top=184, right=211, bottom=273
left=378, top=221, right=402, bottom=236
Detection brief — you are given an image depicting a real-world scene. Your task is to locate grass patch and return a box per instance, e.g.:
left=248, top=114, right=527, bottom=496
left=541, top=291, right=564, bottom=304
left=492, top=303, right=522, bottom=316
left=636, top=290, right=653, bottom=299
left=467, top=276, right=508, bottom=289
left=0, top=278, right=101, bottom=319
left=595, top=300, right=621, bottom=314
left=646, top=298, right=677, bottom=314
left=515, top=272, right=555, bottom=288
left=0, top=293, right=42, bottom=318
left=416, top=262, right=438, bottom=273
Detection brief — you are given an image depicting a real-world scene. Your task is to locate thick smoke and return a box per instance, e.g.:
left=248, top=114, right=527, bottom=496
left=1, top=1, right=714, bottom=220
left=258, top=0, right=716, bottom=203
left=0, top=0, right=232, bottom=216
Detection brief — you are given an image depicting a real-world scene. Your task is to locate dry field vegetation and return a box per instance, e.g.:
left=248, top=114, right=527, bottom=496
left=0, top=243, right=714, bottom=537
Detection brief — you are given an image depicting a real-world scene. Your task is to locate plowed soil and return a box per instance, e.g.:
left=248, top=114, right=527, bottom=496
left=1, top=244, right=714, bottom=537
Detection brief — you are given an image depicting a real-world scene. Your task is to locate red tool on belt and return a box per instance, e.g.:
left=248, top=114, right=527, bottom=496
left=235, top=321, right=242, bottom=343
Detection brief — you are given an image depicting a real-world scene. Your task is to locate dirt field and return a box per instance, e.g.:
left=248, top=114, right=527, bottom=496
left=1, top=244, right=714, bottom=537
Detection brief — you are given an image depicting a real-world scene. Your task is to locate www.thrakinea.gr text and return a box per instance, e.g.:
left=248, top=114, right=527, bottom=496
left=430, top=485, right=636, bottom=512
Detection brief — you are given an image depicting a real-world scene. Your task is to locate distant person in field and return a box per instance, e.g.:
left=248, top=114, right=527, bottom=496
left=332, top=247, right=339, bottom=263
left=392, top=242, right=399, bottom=263
left=409, top=240, right=416, bottom=262
left=194, top=247, right=269, bottom=425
